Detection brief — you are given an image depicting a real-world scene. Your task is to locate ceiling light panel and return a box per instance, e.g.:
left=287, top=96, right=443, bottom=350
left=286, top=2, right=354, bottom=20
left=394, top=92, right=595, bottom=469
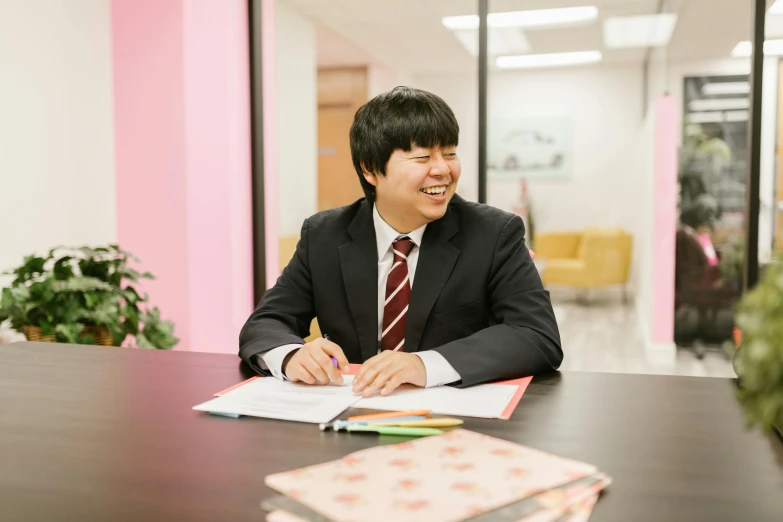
left=732, top=39, right=783, bottom=57
left=701, top=82, right=750, bottom=95
left=453, top=28, right=531, bottom=56
left=688, top=98, right=750, bottom=112
left=442, top=6, right=598, bottom=31
left=603, top=14, right=678, bottom=49
left=496, top=51, right=603, bottom=69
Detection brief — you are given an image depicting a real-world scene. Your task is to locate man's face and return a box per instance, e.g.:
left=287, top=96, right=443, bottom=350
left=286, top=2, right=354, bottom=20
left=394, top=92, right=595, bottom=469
left=364, top=144, right=461, bottom=232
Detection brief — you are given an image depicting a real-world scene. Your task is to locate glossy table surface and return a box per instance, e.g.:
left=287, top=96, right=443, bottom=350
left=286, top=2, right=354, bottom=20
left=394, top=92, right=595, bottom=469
left=1, top=342, right=782, bottom=521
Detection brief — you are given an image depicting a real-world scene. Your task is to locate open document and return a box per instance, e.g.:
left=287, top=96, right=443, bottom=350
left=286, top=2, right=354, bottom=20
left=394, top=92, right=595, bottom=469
left=354, top=378, right=520, bottom=419
left=193, top=377, right=361, bottom=424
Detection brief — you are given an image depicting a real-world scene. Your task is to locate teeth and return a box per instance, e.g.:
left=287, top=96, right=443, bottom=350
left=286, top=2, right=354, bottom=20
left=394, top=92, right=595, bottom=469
left=422, top=186, right=447, bottom=195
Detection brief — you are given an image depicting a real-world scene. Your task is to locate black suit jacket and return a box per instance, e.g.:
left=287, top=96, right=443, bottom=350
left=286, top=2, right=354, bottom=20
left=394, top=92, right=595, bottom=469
left=239, top=195, right=562, bottom=387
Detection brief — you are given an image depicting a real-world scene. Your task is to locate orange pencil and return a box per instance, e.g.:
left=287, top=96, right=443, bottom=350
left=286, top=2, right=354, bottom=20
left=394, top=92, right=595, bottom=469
left=347, top=409, right=431, bottom=422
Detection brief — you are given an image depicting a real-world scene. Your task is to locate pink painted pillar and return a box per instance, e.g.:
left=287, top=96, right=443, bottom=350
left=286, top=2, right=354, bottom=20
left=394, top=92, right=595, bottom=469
left=652, top=96, right=677, bottom=344
left=111, top=0, right=254, bottom=353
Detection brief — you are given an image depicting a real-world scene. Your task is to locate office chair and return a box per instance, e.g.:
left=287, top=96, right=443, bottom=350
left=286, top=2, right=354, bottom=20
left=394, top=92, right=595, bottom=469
left=674, top=227, right=738, bottom=359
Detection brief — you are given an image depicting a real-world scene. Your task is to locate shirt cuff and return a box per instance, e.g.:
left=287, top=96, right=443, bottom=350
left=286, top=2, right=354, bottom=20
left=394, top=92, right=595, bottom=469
left=261, top=344, right=303, bottom=381
left=413, top=351, right=461, bottom=387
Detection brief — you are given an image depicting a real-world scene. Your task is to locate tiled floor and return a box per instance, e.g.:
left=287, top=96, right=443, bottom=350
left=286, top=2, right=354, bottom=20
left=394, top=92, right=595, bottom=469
left=553, top=296, right=736, bottom=379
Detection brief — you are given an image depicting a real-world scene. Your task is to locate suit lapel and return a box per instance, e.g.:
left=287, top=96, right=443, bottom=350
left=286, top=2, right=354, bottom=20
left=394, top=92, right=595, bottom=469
left=338, top=202, right=379, bottom=362
left=405, top=206, right=460, bottom=353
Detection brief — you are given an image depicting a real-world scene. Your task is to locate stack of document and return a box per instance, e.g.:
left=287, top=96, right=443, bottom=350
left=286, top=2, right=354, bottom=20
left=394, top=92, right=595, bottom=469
left=194, top=377, right=361, bottom=424
left=262, top=429, right=611, bottom=521
left=193, top=375, right=525, bottom=422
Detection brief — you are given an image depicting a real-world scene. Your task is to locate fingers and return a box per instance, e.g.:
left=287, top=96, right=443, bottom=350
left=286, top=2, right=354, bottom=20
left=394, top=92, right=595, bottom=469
left=309, top=346, right=343, bottom=385
left=286, top=362, right=316, bottom=385
left=288, top=337, right=350, bottom=386
left=321, top=340, right=350, bottom=371
left=362, top=364, right=404, bottom=398
left=353, top=352, right=391, bottom=393
left=300, top=352, right=331, bottom=385
left=353, top=353, right=402, bottom=397
left=381, top=372, right=406, bottom=396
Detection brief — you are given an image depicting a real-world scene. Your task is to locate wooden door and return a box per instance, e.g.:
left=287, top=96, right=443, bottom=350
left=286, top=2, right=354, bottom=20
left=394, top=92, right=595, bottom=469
left=317, top=67, right=368, bottom=211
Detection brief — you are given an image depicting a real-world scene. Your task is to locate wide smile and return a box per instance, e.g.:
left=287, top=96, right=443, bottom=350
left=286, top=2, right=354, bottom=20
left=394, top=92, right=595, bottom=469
left=419, top=182, right=451, bottom=200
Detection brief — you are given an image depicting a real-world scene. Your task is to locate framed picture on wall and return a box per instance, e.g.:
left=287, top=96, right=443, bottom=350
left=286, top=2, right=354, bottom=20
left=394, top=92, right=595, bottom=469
left=488, top=115, right=573, bottom=180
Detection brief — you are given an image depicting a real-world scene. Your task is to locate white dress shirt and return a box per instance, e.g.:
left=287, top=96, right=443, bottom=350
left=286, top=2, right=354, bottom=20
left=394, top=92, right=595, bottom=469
left=261, top=205, right=461, bottom=387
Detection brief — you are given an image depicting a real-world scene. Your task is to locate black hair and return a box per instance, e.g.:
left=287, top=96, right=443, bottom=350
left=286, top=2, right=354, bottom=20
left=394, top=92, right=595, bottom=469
left=349, top=86, right=459, bottom=203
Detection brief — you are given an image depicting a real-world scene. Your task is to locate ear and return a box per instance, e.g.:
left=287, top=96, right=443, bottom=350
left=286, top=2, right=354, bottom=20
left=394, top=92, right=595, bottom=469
left=362, top=167, right=378, bottom=188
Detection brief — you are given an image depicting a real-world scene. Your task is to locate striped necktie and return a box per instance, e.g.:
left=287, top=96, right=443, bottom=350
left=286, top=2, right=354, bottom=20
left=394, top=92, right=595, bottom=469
left=381, top=237, right=415, bottom=351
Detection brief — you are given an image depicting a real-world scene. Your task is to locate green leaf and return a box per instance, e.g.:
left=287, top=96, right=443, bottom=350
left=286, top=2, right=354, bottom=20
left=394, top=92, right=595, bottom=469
left=734, top=255, right=783, bottom=435
left=135, top=333, right=155, bottom=349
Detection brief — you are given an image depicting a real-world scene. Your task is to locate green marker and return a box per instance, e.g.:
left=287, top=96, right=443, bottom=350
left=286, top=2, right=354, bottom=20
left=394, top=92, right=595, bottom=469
left=345, top=425, right=444, bottom=437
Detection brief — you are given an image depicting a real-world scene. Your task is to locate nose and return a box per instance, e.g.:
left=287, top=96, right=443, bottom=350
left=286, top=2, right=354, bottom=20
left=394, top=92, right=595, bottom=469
left=429, top=153, right=450, bottom=177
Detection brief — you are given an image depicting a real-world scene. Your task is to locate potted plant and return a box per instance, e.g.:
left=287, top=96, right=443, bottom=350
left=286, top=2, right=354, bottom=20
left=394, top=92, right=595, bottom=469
left=732, top=257, right=783, bottom=436
left=0, top=245, right=178, bottom=349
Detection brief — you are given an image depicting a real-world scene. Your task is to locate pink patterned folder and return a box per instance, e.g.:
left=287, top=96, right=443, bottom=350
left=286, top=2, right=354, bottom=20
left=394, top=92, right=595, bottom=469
left=265, top=429, right=599, bottom=522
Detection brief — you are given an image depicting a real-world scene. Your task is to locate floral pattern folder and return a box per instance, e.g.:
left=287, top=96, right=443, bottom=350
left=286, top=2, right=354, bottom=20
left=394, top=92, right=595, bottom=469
left=264, top=430, right=599, bottom=522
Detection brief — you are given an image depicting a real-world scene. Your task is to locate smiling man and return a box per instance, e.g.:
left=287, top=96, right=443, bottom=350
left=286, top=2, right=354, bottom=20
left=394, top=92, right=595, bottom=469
left=239, top=86, right=562, bottom=396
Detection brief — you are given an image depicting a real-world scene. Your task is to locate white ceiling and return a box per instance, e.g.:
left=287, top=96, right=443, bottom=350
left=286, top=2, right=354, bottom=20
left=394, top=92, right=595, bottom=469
left=284, top=0, right=757, bottom=74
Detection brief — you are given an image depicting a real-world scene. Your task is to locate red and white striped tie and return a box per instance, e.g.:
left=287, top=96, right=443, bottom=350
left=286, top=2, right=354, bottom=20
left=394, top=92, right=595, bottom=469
left=381, top=237, right=415, bottom=352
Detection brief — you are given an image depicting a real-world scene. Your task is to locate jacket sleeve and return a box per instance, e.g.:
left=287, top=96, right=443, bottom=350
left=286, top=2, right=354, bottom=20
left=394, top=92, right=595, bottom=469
left=432, top=215, right=563, bottom=387
left=238, top=218, right=316, bottom=374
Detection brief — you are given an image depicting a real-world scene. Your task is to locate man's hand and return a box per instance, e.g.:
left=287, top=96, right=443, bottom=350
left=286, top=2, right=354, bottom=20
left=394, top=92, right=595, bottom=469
left=352, top=351, right=426, bottom=397
left=283, top=338, right=349, bottom=385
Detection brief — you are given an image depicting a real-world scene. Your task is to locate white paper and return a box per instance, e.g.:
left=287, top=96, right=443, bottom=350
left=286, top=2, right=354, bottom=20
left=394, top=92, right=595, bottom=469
left=193, top=377, right=362, bottom=424
left=354, top=379, right=519, bottom=419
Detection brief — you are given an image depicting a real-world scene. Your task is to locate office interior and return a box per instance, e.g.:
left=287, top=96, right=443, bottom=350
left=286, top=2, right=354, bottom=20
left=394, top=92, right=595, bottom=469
left=3, top=2, right=783, bottom=521
left=1, top=0, right=781, bottom=376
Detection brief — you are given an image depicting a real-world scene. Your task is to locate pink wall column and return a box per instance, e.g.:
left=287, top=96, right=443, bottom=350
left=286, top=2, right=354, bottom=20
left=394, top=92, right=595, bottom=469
left=652, top=96, right=677, bottom=344
left=112, top=0, right=254, bottom=353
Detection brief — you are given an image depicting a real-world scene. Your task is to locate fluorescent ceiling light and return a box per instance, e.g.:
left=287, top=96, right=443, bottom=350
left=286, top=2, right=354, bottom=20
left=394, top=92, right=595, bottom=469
left=725, top=110, right=749, bottom=122
left=443, top=6, right=598, bottom=31
left=701, top=82, right=750, bottom=95
left=770, top=1, right=783, bottom=14
left=603, top=13, right=677, bottom=49
left=688, top=98, right=750, bottom=112
left=766, top=13, right=783, bottom=38
left=687, top=110, right=749, bottom=124
left=496, top=51, right=603, bottom=69
left=732, top=39, right=783, bottom=56
left=453, top=28, right=530, bottom=56
left=688, top=112, right=724, bottom=124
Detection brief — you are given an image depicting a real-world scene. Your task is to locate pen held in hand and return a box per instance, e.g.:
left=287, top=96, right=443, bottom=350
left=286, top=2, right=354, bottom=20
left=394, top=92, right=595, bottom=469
left=322, top=334, right=339, bottom=369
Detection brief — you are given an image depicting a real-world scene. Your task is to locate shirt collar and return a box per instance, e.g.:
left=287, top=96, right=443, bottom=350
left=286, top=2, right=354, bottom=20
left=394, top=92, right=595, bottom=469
left=372, top=204, right=427, bottom=260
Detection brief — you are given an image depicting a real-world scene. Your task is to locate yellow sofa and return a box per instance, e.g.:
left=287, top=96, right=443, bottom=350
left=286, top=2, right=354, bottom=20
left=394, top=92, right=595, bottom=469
left=534, top=228, right=633, bottom=300
left=279, top=236, right=321, bottom=342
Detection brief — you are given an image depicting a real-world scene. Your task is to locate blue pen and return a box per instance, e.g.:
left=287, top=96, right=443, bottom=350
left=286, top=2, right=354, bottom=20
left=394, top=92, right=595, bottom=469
left=319, top=416, right=427, bottom=431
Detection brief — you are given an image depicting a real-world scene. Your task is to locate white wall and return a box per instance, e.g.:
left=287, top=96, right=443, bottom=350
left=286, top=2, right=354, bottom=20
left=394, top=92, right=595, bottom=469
left=368, top=63, right=414, bottom=98
left=0, top=0, right=116, bottom=283
left=276, top=0, right=317, bottom=237
left=416, top=65, right=646, bottom=289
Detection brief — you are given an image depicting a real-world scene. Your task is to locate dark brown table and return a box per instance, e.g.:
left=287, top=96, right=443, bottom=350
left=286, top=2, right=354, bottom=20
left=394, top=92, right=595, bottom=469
left=1, top=342, right=782, bottom=522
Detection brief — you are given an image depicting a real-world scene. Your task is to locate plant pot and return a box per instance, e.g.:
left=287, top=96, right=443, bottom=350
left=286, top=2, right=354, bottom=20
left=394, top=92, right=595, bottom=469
left=81, top=326, right=115, bottom=346
left=22, top=325, right=56, bottom=343
left=22, top=325, right=114, bottom=346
